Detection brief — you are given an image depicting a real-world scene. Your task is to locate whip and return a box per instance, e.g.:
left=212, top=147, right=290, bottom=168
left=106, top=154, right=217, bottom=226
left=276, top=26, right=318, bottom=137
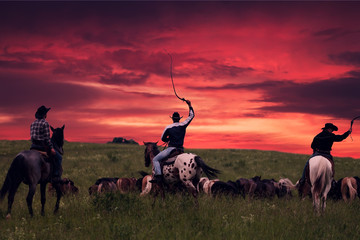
left=350, top=115, right=360, bottom=141
left=165, top=50, right=186, bottom=102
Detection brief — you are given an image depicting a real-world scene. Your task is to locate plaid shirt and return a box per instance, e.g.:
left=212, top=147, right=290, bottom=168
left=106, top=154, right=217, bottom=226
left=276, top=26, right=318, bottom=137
left=30, top=118, right=53, bottom=148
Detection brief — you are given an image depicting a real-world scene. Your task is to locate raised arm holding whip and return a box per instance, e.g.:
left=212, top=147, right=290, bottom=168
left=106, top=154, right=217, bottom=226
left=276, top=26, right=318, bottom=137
left=150, top=51, right=195, bottom=184
left=298, top=117, right=357, bottom=195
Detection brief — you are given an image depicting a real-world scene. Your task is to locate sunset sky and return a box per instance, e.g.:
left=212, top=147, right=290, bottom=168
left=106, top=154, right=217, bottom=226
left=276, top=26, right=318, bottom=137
left=0, top=1, right=359, bottom=158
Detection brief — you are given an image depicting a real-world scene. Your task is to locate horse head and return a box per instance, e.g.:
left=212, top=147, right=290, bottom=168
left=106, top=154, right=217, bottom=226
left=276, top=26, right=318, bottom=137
left=143, top=141, right=159, bottom=167
left=51, top=125, right=65, bottom=155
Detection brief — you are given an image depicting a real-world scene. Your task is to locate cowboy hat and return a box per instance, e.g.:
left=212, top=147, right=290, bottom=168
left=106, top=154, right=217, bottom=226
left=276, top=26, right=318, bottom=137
left=35, top=105, right=51, bottom=119
left=322, top=123, right=338, bottom=131
left=170, top=112, right=183, bottom=121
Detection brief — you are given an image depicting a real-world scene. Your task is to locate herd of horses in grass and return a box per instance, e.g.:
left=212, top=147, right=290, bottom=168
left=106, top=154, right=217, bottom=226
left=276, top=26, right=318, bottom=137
left=0, top=127, right=359, bottom=219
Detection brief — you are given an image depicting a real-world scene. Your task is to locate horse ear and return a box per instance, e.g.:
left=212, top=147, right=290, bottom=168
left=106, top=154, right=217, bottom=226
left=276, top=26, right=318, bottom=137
left=50, top=126, right=55, bottom=132
left=62, top=124, right=65, bottom=130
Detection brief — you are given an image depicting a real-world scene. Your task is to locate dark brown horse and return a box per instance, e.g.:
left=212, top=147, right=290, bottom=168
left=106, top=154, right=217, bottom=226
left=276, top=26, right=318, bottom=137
left=0, top=125, right=65, bottom=219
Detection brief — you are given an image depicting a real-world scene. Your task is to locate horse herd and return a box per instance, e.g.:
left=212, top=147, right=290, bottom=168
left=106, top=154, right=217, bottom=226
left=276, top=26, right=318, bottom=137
left=83, top=173, right=360, bottom=203
left=0, top=127, right=359, bottom=219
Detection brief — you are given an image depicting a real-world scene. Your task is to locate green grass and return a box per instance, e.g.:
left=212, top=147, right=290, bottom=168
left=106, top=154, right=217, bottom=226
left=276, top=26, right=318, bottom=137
left=1, top=140, right=360, bottom=240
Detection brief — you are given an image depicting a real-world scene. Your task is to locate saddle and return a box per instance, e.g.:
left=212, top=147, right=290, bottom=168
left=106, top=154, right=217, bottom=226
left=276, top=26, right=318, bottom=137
left=30, top=147, right=51, bottom=163
left=160, top=148, right=184, bottom=167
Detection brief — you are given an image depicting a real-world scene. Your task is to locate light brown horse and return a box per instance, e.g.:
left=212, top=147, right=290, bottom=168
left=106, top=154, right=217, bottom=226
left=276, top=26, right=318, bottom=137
left=340, top=177, right=358, bottom=202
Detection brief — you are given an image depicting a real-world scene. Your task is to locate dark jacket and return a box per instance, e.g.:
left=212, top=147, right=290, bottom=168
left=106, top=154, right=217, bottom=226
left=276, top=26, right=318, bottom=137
left=311, top=130, right=350, bottom=153
left=161, top=106, right=194, bottom=148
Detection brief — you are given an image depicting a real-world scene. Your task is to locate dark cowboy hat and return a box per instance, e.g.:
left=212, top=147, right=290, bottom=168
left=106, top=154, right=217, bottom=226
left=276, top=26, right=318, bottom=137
left=35, top=105, right=51, bottom=119
left=170, top=112, right=183, bottom=121
left=322, top=123, right=338, bottom=131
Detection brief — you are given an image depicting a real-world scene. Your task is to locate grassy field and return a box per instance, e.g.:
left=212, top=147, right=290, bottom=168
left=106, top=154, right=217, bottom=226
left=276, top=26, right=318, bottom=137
left=1, top=140, right=360, bottom=240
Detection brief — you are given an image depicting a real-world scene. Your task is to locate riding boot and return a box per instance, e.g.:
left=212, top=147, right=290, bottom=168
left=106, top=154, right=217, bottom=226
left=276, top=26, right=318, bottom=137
left=149, top=175, right=163, bottom=184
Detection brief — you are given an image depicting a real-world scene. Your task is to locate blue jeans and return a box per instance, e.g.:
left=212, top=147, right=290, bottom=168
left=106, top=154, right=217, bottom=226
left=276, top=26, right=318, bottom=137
left=53, top=150, right=62, bottom=178
left=153, top=147, right=176, bottom=176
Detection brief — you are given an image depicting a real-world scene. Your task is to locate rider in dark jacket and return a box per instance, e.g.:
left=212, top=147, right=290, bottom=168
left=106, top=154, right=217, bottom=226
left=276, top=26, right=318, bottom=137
left=150, top=100, right=194, bottom=183
left=299, top=123, right=351, bottom=187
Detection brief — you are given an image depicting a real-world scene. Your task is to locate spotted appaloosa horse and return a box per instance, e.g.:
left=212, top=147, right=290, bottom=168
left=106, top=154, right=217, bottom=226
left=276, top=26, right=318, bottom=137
left=143, top=142, right=220, bottom=201
left=308, top=155, right=333, bottom=214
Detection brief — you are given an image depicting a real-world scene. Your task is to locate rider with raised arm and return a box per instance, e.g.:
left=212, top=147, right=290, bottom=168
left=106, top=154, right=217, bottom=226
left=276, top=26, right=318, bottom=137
left=150, top=100, right=194, bottom=183
left=298, top=123, right=351, bottom=190
left=30, top=105, right=62, bottom=183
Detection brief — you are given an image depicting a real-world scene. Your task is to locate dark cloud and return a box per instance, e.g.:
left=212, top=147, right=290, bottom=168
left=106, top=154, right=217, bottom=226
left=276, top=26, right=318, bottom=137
left=0, top=72, right=102, bottom=114
left=312, top=28, right=358, bottom=41
left=329, top=51, right=360, bottom=67
left=52, top=57, right=112, bottom=77
left=258, top=76, right=360, bottom=119
left=108, top=49, right=170, bottom=77
left=211, top=64, right=254, bottom=78
left=189, top=80, right=282, bottom=91
left=74, top=107, right=169, bottom=118
left=99, top=72, right=149, bottom=86
left=2, top=48, right=57, bottom=61
left=0, top=60, right=43, bottom=70
left=190, top=74, right=360, bottom=119
left=79, top=31, right=135, bottom=48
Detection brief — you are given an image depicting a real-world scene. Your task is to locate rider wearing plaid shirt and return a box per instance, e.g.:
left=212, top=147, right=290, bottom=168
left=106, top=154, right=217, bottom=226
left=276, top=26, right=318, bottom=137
left=30, top=118, right=53, bottom=151
left=30, top=106, right=62, bottom=183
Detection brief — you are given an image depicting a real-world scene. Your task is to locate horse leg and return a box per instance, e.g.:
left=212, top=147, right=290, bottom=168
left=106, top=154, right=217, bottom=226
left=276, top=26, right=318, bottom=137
left=321, top=195, right=326, bottom=213
left=26, top=184, right=37, bottom=217
left=183, top=180, right=199, bottom=206
left=312, top=188, right=322, bottom=215
left=53, top=182, right=62, bottom=214
left=40, top=183, right=47, bottom=216
left=151, top=183, right=165, bottom=208
left=6, top=180, right=21, bottom=219
left=322, top=177, right=332, bottom=213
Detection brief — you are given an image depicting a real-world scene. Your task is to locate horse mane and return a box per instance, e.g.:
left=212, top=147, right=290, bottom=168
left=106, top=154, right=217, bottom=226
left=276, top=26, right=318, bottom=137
left=51, top=125, right=65, bottom=154
left=144, top=142, right=160, bottom=167
left=51, top=127, right=64, bottom=146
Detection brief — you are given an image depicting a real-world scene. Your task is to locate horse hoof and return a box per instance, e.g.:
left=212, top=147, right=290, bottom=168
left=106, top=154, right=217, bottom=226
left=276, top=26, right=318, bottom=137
left=5, top=213, right=11, bottom=220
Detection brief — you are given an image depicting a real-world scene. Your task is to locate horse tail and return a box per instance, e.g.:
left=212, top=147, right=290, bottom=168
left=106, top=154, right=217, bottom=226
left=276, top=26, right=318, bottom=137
left=342, top=177, right=357, bottom=201
left=0, top=154, right=24, bottom=200
left=194, top=156, right=220, bottom=179
left=279, top=178, right=296, bottom=190
left=312, top=159, right=328, bottom=196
